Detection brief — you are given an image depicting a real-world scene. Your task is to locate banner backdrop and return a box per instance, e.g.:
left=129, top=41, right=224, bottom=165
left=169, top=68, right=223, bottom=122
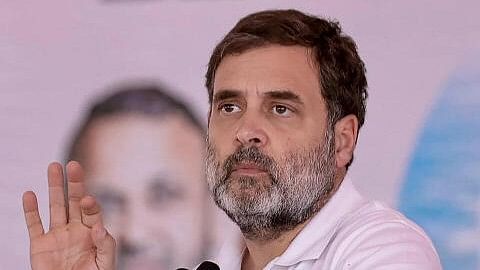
left=1, top=1, right=479, bottom=269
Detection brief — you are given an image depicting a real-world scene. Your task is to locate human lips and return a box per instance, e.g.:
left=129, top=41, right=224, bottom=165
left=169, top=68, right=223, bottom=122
left=232, top=162, right=267, bottom=175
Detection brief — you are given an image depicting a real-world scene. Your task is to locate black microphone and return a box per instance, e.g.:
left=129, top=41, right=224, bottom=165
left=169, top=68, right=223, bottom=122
left=197, top=261, right=220, bottom=270
left=175, top=260, right=220, bottom=270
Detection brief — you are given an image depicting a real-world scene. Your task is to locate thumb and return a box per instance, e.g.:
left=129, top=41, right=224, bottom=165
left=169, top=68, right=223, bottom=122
left=91, top=221, right=116, bottom=270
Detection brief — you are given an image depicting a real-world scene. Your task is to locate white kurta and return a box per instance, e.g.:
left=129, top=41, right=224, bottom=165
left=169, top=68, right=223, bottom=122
left=213, top=178, right=442, bottom=270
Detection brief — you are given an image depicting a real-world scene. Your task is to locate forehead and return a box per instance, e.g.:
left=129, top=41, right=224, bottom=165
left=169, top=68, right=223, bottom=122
left=81, top=114, right=204, bottom=182
left=213, top=45, right=322, bottom=99
left=84, top=113, right=202, bottom=152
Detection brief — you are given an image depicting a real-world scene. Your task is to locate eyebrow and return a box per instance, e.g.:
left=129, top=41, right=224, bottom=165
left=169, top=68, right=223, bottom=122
left=95, top=190, right=125, bottom=205
left=213, top=89, right=304, bottom=105
left=264, top=90, right=303, bottom=105
left=213, top=89, right=242, bottom=103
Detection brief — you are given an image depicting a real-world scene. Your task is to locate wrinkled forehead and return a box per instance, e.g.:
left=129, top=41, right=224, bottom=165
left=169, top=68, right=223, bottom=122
left=212, top=45, right=322, bottom=101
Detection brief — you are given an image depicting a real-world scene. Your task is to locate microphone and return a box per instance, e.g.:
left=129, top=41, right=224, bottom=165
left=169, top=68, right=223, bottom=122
left=175, top=260, right=220, bottom=270
left=197, top=261, right=220, bottom=270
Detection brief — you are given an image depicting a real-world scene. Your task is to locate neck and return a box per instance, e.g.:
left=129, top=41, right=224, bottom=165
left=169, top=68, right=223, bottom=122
left=241, top=219, right=310, bottom=270
left=240, top=172, right=347, bottom=270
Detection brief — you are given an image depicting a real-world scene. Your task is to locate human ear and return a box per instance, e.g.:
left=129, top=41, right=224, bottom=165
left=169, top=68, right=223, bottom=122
left=334, top=115, right=359, bottom=168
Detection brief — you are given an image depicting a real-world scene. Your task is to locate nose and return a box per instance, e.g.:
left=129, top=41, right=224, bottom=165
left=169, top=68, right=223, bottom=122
left=121, top=206, right=150, bottom=255
left=235, top=113, right=268, bottom=148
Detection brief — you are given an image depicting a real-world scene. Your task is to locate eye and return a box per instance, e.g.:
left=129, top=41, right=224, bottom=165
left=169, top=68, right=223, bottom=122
left=272, top=105, right=292, bottom=116
left=219, top=103, right=241, bottom=114
left=96, top=192, right=125, bottom=215
left=147, top=179, right=183, bottom=208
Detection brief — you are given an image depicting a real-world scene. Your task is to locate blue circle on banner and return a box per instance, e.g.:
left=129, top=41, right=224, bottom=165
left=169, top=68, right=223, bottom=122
left=398, top=58, right=480, bottom=269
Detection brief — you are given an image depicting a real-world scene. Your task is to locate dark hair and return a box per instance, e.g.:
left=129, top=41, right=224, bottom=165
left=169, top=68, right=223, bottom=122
left=205, top=9, right=368, bottom=129
left=66, top=83, right=204, bottom=163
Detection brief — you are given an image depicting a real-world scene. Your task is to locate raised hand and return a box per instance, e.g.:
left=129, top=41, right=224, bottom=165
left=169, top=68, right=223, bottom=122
left=22, top=161, right=116, bottom=270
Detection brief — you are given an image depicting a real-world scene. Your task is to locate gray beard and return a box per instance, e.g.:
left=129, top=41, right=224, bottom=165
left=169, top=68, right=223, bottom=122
left=205, top=129, right=337, bottom=240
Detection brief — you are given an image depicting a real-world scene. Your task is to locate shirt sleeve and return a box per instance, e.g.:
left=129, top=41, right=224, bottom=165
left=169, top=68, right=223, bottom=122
left=337, top=216, right=442, bottom=270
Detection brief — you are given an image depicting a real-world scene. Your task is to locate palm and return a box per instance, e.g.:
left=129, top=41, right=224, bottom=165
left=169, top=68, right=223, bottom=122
left=23, top=162, right=115, bottom=270
left=30, top=223, right=95, bottom=270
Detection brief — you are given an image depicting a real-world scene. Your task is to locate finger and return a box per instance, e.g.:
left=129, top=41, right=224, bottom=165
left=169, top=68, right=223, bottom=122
left=91, top=221, right=116, bottom=270
left=47, top=162, right=67, bottom=229
left=66, top=161, right=86, bottom=222
left=22, top=191, right=45, bottom=239
left=80, top=195, right=102, bottom=228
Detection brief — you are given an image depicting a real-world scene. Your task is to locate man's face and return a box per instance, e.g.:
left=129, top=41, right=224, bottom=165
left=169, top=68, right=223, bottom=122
left=81, top=114, right=206, bottom=270
left=206, top=45, right=338, bottom=239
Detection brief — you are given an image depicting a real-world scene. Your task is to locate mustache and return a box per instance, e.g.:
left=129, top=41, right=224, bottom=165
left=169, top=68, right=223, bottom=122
left=222, top=146, right=277, bottom=180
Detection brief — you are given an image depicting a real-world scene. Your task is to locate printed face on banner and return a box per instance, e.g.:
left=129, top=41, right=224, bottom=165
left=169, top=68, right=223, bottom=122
left=80, top=114, right=207, bottom=270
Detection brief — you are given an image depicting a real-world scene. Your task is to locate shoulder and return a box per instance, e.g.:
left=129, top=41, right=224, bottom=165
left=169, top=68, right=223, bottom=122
left=325, top=201, right=442, bottom=270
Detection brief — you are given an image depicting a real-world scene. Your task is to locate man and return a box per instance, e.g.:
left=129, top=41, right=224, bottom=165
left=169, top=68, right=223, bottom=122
left=22, top=9, right=442, bottom=270
left=64, top=84, right=213, bottom=270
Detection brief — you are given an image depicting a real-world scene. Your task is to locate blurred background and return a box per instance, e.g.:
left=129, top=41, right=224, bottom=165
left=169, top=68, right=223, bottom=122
left=1, top=0, right=479, bottom=269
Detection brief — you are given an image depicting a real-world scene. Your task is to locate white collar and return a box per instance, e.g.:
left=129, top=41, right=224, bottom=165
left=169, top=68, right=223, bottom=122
left=273, top=177, right=366, bottom=266
left=215, top=177, right=367, bottom=269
